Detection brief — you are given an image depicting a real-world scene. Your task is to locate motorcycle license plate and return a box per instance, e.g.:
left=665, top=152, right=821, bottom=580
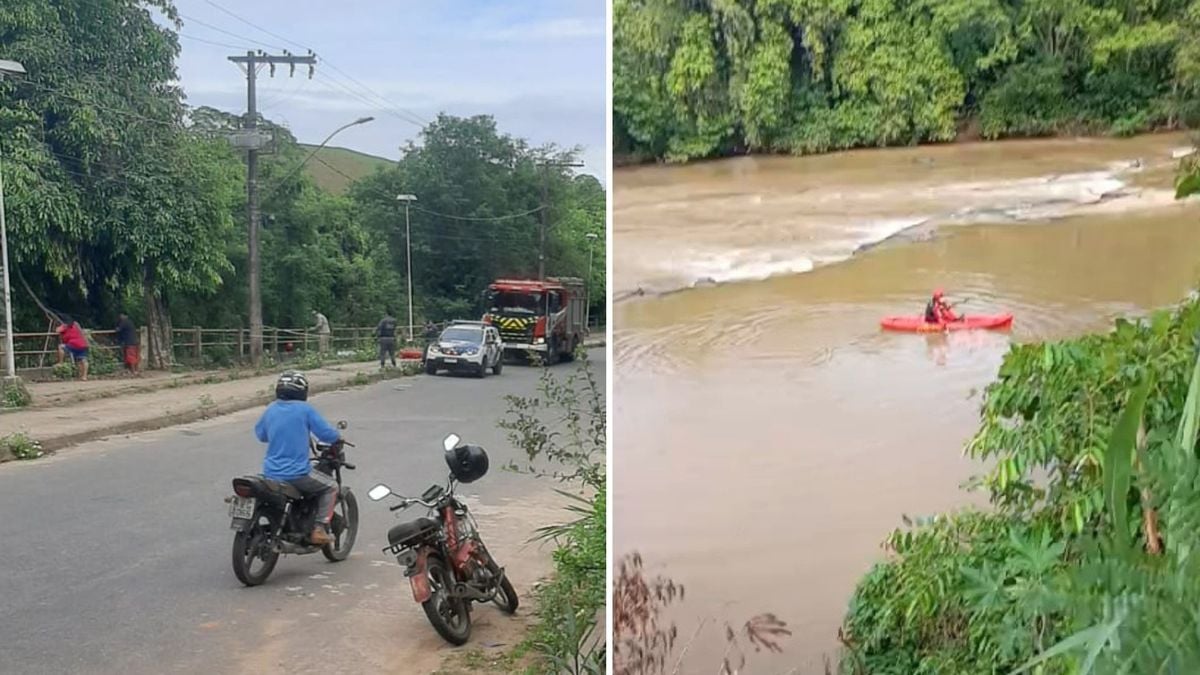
left=228, top=496, right=255, bottom=520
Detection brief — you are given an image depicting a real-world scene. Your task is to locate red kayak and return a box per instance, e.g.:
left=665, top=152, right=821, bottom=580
left=880, top=313, right=1013, bottom=332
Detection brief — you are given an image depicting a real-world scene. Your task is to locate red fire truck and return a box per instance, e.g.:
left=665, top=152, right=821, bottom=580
left=482, top=277, right=586, bottom=364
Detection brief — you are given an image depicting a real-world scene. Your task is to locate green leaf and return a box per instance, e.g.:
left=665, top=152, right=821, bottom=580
left=1010, top=609, right=1126, bottom=674
left=1104, top=373, right=1153, bottom=550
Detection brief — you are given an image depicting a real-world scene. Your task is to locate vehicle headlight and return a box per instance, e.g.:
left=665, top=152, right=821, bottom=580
left=533, top=337, right=545, bottom=345
left=463, top=348, right=478, bottom=356
left=428, top=345, right=441, bottom=354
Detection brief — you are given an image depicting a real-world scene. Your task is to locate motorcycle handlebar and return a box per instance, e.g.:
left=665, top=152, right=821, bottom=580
left=389, top=496, right=438, bottom=511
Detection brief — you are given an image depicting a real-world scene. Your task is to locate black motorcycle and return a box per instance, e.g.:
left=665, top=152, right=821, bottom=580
left=226, top=420, right=360, bottom=586
left=367, top=433, right=518, bottom=645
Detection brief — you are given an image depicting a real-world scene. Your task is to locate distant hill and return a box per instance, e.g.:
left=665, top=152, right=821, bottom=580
left=297, top=144, right=394, bottom=194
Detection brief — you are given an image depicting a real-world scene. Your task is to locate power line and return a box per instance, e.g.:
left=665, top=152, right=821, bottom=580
left=177, top=11, right=284, bottom=51
left=178, top=32, right=251, bottom=50
left=312, top=71, right=425, bottom=128
left=199, top=0, right=430, bottom=127
left=203, top=0, right=310, bottom=52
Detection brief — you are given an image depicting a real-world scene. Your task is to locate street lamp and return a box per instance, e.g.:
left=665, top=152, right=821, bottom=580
left=396, top=194, right=417, bottom=342
left=585, top=233, right=598, bottom=331
left=0, top=59, right=27, bottom=381
left=269, top=116, right=374, bottom=196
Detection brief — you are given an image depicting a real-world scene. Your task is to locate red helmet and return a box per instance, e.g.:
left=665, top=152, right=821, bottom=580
left=933, top=289, right=944, bottom=299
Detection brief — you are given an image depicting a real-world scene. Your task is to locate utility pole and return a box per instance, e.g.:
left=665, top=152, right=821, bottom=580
left=0, top=59, right=27, bottom=382
left=227, top=50, right=316, bottom=366
left=537, top=159, right=584, bottom=280
left=397, top=194, right=418, bottom=342
left=585, top=232, right=598, bottom=331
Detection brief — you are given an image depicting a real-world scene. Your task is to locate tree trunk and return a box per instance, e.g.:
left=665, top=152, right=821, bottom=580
left=143, top=267, right=173, bottom=370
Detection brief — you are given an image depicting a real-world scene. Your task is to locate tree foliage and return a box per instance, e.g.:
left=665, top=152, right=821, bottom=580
left=615, top=0, right=1200, bottom=161
left=0, top=2, right=605, bottom=363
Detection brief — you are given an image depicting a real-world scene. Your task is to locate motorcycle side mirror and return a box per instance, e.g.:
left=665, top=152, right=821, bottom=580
left=337, top=420, right=349, bottom=430
left=367, top=484, right=392, bottom=501
left=442, top=433, right=461, bottom=452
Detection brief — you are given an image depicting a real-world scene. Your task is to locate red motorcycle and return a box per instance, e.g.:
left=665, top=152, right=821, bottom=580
left=367, top=433, right=518, bottom=645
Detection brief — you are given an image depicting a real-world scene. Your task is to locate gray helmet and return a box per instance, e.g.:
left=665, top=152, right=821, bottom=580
left=275, top=370, right=309, bottom=401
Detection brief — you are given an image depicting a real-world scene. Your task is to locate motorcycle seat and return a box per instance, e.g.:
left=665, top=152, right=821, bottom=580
left=234, top=475, right=303, bottom=501
left=388, top=517, right=440, bottom=547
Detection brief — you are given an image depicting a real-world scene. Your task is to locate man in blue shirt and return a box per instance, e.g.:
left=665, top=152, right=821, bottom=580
left=254, top=371, right=342, bottom=546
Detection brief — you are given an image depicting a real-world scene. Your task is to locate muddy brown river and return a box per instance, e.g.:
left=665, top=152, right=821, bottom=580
left=613, top=134, right=1200, bottom=671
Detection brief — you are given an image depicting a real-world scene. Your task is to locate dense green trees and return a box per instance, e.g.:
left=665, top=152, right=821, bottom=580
left=615, top=0, right=1200, bottom=162
left=1, top=0, right=604, bottom=366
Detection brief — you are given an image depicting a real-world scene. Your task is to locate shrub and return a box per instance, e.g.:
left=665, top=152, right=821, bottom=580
left=1, top=433, right=43, bottom=461
left=1, top=378, right=31, bottom=409
left=500, top=355, right=607, bottom=673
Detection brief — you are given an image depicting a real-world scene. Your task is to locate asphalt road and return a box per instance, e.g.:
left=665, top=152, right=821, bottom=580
left=0, top=350, right=604, bottom=674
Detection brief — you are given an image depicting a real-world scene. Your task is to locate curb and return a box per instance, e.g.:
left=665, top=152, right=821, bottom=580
left=6, top=366, right=417, bottom=459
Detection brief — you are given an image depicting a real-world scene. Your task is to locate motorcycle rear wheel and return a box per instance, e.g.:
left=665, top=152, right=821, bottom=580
left=322, top=488, right=359, bottom=562
left=422, top=555, right=472, bottom=645
left=232, top=524, right=279, bottom=586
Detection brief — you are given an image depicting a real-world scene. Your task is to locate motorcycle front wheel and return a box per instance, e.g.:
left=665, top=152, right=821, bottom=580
left=322, top=488, right=359, bottom=562
left=486, top=555, right=519, bottom=614
left=232, top=522, right=279, bottom=586
left=422, top=555, right=472, bottom=645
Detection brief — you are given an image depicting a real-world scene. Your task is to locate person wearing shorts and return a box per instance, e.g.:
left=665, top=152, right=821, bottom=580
left=375, top=311, right=398, bottom=369
left=56, top=316, right=90, bottom=381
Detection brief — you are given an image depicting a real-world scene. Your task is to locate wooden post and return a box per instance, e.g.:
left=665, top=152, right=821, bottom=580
left=237, top=326, right=245, bottom=361
left=272, top=328, right=279, bottom=356
left=194, top=326, right=202, bottom=361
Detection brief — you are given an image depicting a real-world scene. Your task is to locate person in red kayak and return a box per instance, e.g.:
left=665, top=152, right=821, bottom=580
left=924, top=289, right=960, bottom=324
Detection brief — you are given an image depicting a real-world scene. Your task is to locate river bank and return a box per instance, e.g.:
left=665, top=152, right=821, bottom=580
left=613, top=132, right=1200, bottom=670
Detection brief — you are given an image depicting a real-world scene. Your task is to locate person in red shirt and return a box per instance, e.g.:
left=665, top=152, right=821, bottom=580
left=923, top=289, right=960, bottom=324
left=55, top=315, right=90, bottom=381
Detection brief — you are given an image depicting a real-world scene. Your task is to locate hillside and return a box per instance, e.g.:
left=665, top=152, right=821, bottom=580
left=298, top=144, right=394, bottom=194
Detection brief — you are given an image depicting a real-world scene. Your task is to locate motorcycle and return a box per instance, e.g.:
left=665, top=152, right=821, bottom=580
left=225, top=420, right=360, bottom=586
left=367, top=433, right=518, bottom=645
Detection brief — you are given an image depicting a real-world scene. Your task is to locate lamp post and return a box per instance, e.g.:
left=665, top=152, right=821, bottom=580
left=396, top=194, right=417, bottom=342
left=0, top=59, right=27, bottom=381
left=585, top=232, right=598, bottom=332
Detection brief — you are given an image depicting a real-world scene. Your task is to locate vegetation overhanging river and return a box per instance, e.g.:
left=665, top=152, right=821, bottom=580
left=613, top=132, right=1200, bottom=670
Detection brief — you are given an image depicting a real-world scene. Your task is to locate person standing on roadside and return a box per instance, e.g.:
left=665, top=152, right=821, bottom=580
left=55, top=314, right=90, bottom=381
left=310, top=310, right=331, bottom=353
left=114, top=312, right=140, bottom=376
left=375, top=310, right=398, bottom=369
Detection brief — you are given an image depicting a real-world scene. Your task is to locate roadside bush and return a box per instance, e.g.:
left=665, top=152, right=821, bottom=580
left=1, top=378, right=32, bottom=409
left=0, top=432, right=43, bottom=461
left=50, top=362, right=75, bottom=380
left=500, top=355, right=606, bottom=673
left=202, top=344, right=236, bottom=369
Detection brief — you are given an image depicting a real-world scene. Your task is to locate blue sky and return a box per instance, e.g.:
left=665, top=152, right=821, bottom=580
left=166, top=1, right=606, bottom=179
